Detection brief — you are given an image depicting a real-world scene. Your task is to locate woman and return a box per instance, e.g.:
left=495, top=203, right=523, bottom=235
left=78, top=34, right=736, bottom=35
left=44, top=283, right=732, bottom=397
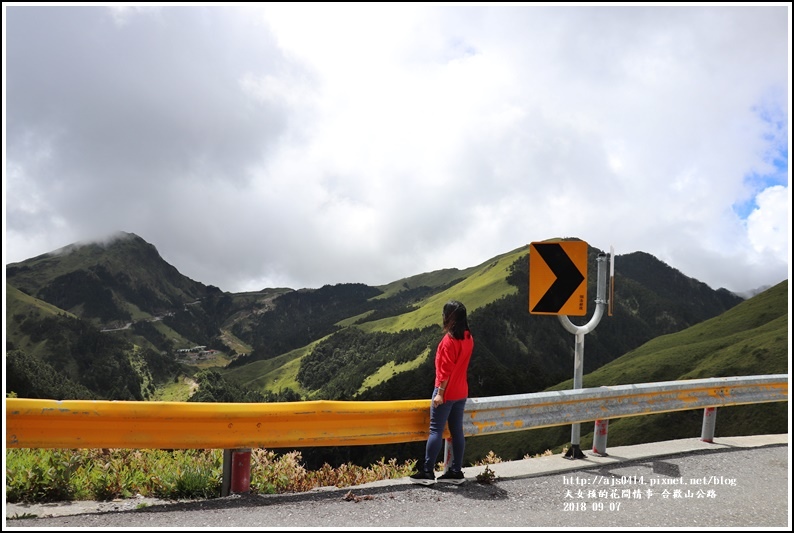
left=410, top=299, right=474, bottom=485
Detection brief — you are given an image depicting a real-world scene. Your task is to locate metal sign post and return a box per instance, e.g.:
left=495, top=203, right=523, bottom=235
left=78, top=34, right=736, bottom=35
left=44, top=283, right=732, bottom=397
left=558, top=252, right=609, bottom=459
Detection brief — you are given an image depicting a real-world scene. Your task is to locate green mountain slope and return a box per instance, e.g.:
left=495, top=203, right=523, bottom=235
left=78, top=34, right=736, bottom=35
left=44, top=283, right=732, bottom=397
left=220, top=238, right=748, bottom=403
left=362, top=246, right=524, bottom=334
left=226, top=246, right=527, bottom=397
left=464, top=280, right=789, bottom=463
left=6, top=231, right=219, bottom=326
left=562, top=278, right=788, bottom=387
left=5, top=275, right=191, bottom=401
left=6, top=283, right=78, bottom=357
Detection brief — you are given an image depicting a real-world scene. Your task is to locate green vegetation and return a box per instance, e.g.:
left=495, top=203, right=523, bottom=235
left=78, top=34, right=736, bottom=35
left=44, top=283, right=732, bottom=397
left=360, top=249, right=523, bottom=335
left=217, top=247, right=525, bottom=398
left=296, top=326, right=440, bottom=399
left=222, top=342, right=320, bottom=396
left=218, top=327, right=253, bottom=355
left=5, top=448, right=416, bottom=503
left=5, top=442, right=553, bottom=503
left=229, top=283, right=384, bottom=365
left=6, top=349, right=97, bottom=400
left=548, top=278, right=788, bottom=389
left=186, top=370, right=301, bottom=403
left=6, top=232, right=216, bottom=324
left=150, top=375, right=198, bottom=402
left=475, top=465, right=498, bottom=484
left=6, top=311, right=187, bottom=401
left=5, top=284, right=78, bottom=358
left=464, top=279, right=789, bottom=462
left=358, top=347, right=431, bottom=395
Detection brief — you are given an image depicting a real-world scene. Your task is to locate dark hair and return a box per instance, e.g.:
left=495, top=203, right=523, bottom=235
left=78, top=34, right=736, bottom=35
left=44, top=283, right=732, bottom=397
left=442, top=300, right=470, bottom=340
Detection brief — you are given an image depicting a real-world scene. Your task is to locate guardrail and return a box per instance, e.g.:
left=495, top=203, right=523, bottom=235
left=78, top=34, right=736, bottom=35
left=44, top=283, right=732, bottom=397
left=6, top=374, right=787, bottom=493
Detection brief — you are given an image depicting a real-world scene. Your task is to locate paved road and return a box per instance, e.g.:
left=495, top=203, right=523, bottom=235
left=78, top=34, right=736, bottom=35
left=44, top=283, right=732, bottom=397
left=5, top=434, right=790, bottom=529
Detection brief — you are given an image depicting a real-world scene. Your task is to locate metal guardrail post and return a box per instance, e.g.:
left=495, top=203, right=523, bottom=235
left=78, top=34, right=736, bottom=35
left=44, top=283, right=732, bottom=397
left=230, top=448, right=252, bottom=494
left=221, top=449, right=232, bottom=496
left=443, top=438, right=453, bottom=472
left=701, top=407, right=717, bottom=443
left=592, top=419, right=609, bottom=456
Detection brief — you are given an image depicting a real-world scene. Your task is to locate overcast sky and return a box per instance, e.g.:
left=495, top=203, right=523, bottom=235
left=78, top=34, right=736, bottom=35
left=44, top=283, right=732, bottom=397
left=3, top=4, right=790, bottom=296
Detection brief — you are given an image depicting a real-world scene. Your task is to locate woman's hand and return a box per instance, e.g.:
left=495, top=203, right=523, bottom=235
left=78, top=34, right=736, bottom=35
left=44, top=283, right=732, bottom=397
left=433, top=392, right=444, bottom=407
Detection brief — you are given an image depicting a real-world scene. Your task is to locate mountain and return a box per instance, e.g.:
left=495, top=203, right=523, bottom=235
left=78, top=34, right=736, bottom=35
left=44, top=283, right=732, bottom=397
left=219, top=243, right=748, bottom=404
left=6, top=231, right=220, bottom=327
left=464, top=278, right=789, bottom=463
left=6, top=232, right=786, bottom=468
left=6, top=233, right=750, bottom=403
left=5, top=232, right=225, bottom=400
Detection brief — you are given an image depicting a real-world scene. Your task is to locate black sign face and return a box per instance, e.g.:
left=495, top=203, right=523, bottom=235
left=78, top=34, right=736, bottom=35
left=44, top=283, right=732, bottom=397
left=529, top=241, right=587, bottom=316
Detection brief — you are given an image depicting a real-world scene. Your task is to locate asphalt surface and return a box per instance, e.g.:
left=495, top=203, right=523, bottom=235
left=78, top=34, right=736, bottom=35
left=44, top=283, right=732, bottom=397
left=5, top=434, right=790, bottom=529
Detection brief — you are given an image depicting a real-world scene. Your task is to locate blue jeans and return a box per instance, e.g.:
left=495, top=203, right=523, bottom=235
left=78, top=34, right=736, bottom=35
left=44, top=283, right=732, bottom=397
left=422, top=387, right=467, bottom=473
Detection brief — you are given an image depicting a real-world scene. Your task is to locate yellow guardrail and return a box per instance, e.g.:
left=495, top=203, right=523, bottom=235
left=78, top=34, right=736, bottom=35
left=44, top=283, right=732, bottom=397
left=6, top=398, right=434, bottom=449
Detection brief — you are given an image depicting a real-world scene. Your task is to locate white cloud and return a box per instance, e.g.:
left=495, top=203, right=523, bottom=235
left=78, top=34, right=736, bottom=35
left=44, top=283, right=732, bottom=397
left=747, top=185, right=790, bottom=257
left=4, top=4, right=790, bottom=296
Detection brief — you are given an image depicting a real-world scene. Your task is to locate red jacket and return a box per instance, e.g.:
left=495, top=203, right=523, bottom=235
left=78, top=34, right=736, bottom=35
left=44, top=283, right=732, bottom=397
left=434, top=331, right=474, bottom=401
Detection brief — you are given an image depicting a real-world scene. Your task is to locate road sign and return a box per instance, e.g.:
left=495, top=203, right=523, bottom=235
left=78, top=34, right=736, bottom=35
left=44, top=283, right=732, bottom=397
left=529, top=241, right=588, bottom=315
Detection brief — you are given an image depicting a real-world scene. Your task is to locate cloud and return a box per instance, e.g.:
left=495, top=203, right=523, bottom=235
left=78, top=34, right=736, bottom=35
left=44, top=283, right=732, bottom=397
left=747, top=185, right=789, bottom=256
left=4, top=4, right=790, bottom=296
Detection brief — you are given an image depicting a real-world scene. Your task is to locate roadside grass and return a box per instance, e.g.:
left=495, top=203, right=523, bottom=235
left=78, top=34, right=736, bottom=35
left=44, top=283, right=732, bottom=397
left=5, top=448, right=416, bottom=504
left=5, top=447, right=526, bottom=504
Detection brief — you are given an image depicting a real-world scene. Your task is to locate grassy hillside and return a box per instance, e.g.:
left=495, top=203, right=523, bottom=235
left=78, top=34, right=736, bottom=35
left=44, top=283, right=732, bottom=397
left=464, top=280, right=789, bottom=463
left=553, top=278, right=788, bottom=388
left=222, top=342, right=321, bottom=394
left=5, top=283, right=192, bottom=401
left=374, top=246, right=524, bottom=300
left=5, top=232, right=217, bottom=329
left=218, top=240, right=748, bottom=407
left=5, top=284, right=78, bottom=357
left=361, top=247, right=524, bottom=334
left=220, top=246, right=525, bottom=397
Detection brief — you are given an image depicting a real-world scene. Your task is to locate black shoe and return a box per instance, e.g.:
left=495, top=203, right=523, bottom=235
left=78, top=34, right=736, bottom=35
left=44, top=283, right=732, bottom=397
left=409, top=470, right=436, bottom=485
left=437, top=470, right=465, bottom=484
